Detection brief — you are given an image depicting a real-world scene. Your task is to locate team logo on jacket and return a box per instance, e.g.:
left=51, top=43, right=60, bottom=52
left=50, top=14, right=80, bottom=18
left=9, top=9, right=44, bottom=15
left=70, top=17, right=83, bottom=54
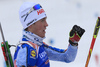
left=31, top=50, right=36, bottom=57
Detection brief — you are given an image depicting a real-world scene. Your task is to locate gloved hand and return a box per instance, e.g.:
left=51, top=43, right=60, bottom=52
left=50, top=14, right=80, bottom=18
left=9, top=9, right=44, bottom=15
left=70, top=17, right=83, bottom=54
left=69, top=25, right=85, bottom=46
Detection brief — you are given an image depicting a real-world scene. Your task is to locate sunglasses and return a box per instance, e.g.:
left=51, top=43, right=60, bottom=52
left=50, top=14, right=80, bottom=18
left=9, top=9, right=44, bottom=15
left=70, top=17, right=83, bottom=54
left=21, top=4, right=42, bottom=22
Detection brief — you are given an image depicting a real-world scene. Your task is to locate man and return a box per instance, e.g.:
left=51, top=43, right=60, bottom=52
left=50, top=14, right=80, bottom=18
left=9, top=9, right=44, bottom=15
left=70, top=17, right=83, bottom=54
left=14, top=2, right=85, bottom=67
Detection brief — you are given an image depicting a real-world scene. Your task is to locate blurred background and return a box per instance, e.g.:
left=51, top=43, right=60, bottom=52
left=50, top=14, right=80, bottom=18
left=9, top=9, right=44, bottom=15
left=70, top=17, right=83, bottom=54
left=0, top=0, right=100, bottom=67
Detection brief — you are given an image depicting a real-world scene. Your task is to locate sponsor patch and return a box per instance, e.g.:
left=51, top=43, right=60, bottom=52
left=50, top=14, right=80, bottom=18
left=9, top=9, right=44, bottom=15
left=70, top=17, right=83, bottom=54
left=31, top=50, right=36, bottom=57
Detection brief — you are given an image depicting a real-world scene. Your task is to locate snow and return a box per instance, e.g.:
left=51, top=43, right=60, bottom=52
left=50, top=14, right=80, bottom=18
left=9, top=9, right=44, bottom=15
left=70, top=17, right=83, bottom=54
left=0, top=0, right=100, bottom=67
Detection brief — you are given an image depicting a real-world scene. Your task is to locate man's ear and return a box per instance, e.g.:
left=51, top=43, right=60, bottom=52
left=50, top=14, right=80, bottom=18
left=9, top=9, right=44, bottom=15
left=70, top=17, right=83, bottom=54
left=29, top=25, right=32, bottom=28
left=28, top=23, right=35, bottom=30
left=26, top=25, right=32, bottom=31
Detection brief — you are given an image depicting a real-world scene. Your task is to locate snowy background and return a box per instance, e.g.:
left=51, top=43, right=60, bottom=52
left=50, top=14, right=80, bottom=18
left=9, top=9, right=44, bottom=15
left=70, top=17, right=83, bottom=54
left=0, top=0, right=100, bottom=67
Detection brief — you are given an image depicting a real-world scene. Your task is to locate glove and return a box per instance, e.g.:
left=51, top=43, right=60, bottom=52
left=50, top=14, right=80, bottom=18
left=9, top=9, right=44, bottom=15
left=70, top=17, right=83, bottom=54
left=69, top=25, right=85, bottom=46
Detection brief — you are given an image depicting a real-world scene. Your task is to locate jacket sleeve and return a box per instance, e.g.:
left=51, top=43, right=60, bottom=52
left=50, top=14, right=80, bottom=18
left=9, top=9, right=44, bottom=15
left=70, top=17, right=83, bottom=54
left=15, top=46, right=27, bottom=67
left=44, top=44, right=78, bottom=63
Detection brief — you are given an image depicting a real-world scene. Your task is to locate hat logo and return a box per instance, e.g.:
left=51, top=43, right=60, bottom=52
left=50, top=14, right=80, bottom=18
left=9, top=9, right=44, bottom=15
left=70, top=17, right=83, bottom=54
left=37, top=9, right=45, bottom=15
left=27, top=19, right=37, bottom=26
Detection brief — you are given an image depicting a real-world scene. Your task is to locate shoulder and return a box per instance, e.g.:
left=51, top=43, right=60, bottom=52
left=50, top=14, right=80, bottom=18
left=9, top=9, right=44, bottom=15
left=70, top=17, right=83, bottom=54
left=19, top=41, right=38, bottom=50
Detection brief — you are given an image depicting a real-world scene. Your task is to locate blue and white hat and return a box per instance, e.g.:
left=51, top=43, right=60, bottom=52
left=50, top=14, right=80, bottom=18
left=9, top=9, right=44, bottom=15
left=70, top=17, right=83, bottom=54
left=19, top=2, right=47, bottom=29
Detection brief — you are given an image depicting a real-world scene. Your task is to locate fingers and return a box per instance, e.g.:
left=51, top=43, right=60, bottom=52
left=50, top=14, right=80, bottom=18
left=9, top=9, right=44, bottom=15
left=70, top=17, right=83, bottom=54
left=72, top=25, right=85, bottom=37
left=69, top=25, right=85, bottom=46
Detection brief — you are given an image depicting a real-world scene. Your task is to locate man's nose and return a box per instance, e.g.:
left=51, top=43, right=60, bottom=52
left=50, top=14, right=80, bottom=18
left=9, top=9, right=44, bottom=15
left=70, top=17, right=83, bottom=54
left=45, top=21, right=48, bottom=27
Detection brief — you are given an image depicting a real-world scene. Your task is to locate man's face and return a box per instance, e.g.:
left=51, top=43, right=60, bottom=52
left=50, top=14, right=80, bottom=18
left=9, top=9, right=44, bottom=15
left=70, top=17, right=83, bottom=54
left=30, top=17, right=48, bottom=38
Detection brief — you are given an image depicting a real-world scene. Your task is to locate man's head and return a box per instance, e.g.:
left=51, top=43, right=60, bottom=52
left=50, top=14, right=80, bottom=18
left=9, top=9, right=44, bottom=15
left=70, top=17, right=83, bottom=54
left=19, top=2, right=48, bottom=38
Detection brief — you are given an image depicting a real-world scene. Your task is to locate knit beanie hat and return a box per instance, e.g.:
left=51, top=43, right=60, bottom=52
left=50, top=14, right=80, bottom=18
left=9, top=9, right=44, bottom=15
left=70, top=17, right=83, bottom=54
left=19, top=2, right=47, bottom=29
